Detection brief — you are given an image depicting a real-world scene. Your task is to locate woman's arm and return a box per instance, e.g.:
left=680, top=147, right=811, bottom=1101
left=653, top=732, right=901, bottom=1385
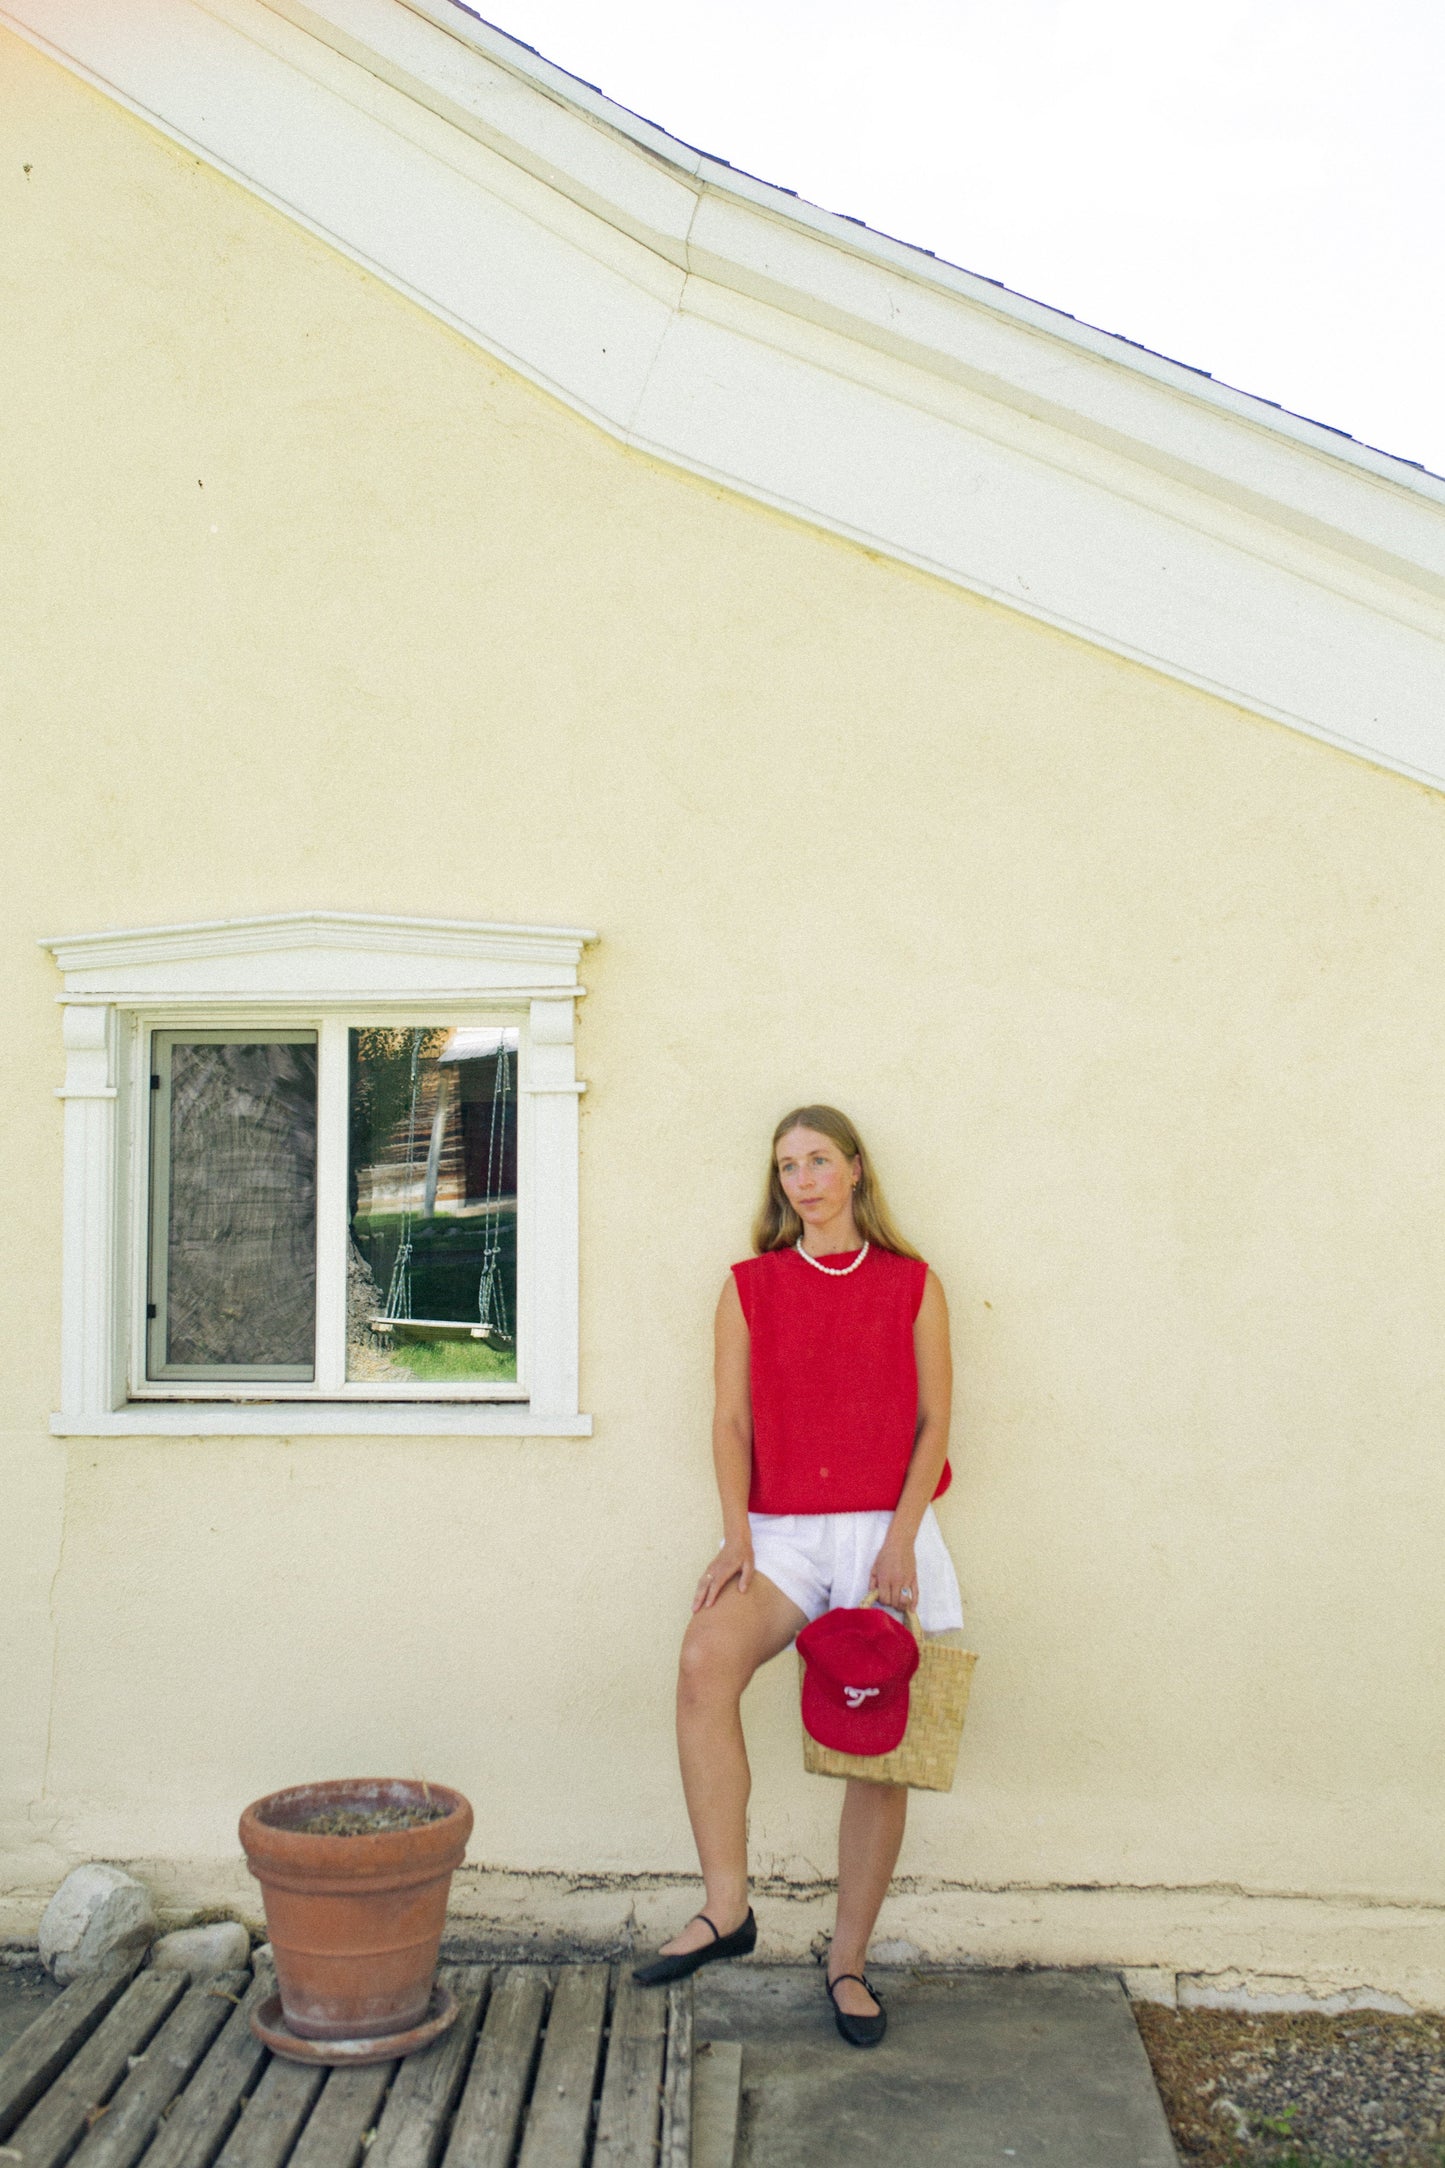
left=870, top=1269, right=953, bottom=1609
left=693, top=1276, right=756, bottom=1611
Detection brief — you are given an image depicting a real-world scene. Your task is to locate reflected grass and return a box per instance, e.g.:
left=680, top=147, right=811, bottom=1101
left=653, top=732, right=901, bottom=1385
left=378, top=1336, right=517, bottom=1383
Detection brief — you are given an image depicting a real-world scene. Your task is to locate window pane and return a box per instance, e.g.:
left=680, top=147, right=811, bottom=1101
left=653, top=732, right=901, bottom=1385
left=150, top=1037, right=317, bottom=1377
left=348, top=1027, right=519, bottom=1384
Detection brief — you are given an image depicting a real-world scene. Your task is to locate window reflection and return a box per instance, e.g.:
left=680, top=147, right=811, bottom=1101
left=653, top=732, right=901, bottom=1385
left=150, top=1036, right=317, bottom=1378
left=348, top=1027, right=519, bottom=1383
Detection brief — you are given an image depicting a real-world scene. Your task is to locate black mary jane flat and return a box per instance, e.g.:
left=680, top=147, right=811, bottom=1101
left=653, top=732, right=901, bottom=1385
left=632, top=1907, right=757, bottom=1986
left=827, top=1971, right=887, bottom=2047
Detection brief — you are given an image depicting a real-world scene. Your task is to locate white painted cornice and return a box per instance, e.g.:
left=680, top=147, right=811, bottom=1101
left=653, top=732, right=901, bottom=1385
left=41, top=911, right=596, bottom=997
left=8, top=0, right=1445, bottom=787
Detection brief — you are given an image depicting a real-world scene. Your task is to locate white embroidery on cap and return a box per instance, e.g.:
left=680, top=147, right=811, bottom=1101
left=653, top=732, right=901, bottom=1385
left=842, top=1686, right=881, bottom=1709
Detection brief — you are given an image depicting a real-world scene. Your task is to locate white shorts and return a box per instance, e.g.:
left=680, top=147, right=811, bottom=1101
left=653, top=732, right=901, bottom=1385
left=748, top=1505, right=964, bottom=1635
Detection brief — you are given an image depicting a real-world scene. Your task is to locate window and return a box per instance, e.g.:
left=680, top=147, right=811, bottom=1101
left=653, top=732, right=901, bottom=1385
left=44, top=915, right=594, bottom=1436
left=347, top=1026, right=519, bottom=1387
left=147, top=1032, right=320, bottom=1384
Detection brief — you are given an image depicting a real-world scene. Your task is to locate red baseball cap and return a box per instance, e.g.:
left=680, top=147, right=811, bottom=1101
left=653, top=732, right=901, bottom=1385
left=797, top=1605, right=920, bottom=1755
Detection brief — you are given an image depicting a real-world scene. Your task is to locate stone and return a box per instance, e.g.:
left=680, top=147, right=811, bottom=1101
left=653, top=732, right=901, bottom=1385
left=38, top=1865, right=157, bottom=1984
left=149, top=1921, right=252, bottom=1977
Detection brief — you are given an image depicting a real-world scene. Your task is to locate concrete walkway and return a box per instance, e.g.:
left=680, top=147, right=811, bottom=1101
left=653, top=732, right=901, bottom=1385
left=0, top=1960, right=58, bottom=2059
left=695, top=1965, right=1179, bottom=2167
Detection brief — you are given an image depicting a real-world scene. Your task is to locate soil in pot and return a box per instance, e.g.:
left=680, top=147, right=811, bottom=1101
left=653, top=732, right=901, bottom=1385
left=293, top=1804, right=449, bottom=1836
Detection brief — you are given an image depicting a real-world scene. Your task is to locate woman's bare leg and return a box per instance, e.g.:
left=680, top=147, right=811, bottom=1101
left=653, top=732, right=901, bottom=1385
left=828, top=1779, right=908, bottom=2014
left=659, top=1572, right=806, bottom=1957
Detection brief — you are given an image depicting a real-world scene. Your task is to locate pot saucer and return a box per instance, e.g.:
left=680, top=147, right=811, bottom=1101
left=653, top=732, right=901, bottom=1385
left=251, top=1982, right=458, bottom=2066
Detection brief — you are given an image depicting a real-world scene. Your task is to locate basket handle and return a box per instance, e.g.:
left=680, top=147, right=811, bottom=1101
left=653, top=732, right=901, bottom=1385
left=860, top=1588, right=923, bottom=1645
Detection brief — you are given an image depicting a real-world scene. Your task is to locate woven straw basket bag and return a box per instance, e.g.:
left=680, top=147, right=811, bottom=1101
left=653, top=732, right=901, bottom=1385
left=799, top=1593, right=978, bottom=1793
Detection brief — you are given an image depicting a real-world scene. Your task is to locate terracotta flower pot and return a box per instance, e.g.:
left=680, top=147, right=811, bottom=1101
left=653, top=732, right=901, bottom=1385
left=239, top=1778, right=473, bottom=2041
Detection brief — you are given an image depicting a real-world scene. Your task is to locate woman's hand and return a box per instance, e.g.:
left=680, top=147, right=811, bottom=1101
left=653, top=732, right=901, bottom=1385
left=869, top=1534, right=919, bottom=1614
left=693, top=1534, right=754, bottom=1612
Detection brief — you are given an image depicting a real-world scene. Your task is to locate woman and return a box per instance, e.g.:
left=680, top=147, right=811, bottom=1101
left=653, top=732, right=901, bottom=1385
left=634, top=1105, right=962, bottom=2046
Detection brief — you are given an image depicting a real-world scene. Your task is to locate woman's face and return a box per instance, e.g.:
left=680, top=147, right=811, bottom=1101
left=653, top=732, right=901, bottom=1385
left=775, top=1126, right=861, bottom=1234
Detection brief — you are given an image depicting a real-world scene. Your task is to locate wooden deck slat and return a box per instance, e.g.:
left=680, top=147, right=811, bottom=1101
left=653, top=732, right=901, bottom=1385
left=364, top=1968, right=488, bottom=2168
left=0, top=1956, right=145, bottom=2144
left=284, top=2061, right=396, bottom=2168
left=67, top=1971, right=248, bottom=2168
left=592, top=1971, right=666, bottom=2168
left=213, top=2055, right=326, bottom=2168
left=657, top=1981, right=693, bottom=2168
left=514, top=1967, right=608, bottom=2168
left=5, top=1970, right=189, bottom=2168
left=139, top=1967, right=272, bottom=2168
left=2, top=1956, right=688, bottom=2168
left=688, top=2042, right=742, bottom=2168
left=441, top=1967, right=547, bottom=2168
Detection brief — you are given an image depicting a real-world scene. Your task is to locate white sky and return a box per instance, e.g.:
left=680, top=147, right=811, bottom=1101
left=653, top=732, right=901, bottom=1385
left=474, top=0, right=1445, bottom=479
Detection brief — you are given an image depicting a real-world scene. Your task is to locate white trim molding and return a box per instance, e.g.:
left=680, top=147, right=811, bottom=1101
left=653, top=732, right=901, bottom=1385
left=6, top=0, right=1445, bottom=788
left=42, top=912, right=597, bottom=1439
left=48, top=1406, right=593, bottom=1436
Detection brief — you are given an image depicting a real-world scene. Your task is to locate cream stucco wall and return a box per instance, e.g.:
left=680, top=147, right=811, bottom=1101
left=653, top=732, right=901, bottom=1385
left=4, top=32, right=1445, bottom=2003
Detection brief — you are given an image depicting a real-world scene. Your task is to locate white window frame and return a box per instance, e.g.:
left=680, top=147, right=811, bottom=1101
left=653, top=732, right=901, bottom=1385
left=43, top=913, right=595, bottom=1437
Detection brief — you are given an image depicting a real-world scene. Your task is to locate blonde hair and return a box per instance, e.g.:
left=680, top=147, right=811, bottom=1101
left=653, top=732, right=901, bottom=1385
left=752, top=1105, right=922, bottom=1259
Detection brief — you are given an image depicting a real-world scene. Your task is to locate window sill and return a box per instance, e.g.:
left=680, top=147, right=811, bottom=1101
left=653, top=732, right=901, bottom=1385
left=50, top=1405, right=593, bottom=1438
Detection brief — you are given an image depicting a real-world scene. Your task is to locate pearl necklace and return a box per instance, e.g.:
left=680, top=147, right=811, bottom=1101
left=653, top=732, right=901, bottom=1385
left=795, top=1238, right=870, bottom=1278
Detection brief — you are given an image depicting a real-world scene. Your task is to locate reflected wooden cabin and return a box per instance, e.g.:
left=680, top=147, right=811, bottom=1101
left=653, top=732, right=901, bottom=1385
left=353, top=1030, right=519, bottom=1225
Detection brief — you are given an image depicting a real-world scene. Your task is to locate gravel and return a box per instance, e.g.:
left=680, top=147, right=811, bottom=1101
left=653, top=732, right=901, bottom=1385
left=1135, top=2005, right=1445, bottom=2167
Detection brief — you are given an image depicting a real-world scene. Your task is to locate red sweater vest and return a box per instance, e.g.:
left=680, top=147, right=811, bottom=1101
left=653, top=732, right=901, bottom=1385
left=731, top=1245, right=952, bottom=1515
